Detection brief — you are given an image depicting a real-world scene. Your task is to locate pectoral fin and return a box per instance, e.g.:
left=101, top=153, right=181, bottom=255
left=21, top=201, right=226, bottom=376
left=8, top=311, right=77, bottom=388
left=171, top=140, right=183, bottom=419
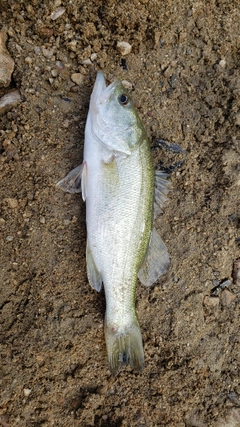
left=138, top=227, right=170, bottom=287
left=154, top=171, right=170, bottom=219
left=56, top=162, right=87, bottom=201
left=86, top=241, right=102, bottom=292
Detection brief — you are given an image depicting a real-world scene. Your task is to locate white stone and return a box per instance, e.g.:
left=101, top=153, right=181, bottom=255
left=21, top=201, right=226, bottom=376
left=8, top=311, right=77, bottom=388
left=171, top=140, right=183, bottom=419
left=50, top=7, right=66, bottom=21
left=23, top=388, right=31, bottom=397
left=116, top=41, right=132, bottom=56
left=71, top=73, right=84, bottom=85
left=121, top=80, right=133, bottom=91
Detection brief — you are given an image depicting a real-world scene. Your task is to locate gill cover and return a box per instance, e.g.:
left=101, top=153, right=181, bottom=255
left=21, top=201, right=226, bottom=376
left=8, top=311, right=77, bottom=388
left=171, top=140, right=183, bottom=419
left=89, top=71, right=144, bottom=156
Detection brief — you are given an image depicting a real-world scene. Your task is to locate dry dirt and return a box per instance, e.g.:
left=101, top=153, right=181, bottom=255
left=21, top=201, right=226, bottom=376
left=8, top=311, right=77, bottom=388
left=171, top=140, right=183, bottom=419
left=0, top=1, right=240, bottom=426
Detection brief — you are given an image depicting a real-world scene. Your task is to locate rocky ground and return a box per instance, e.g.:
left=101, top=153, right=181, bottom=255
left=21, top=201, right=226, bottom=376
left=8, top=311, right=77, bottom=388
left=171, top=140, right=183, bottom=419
left=0, top=0, right=240, bottom=426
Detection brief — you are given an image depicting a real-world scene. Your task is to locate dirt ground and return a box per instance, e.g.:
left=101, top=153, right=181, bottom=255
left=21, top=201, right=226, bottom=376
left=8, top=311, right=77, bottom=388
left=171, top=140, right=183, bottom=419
left=0, top=0, right=240, bottom=426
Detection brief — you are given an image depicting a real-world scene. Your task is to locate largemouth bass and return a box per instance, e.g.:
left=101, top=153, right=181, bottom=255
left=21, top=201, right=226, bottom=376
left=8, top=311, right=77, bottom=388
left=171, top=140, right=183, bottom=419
left=57, top=71, right=170, bottom=375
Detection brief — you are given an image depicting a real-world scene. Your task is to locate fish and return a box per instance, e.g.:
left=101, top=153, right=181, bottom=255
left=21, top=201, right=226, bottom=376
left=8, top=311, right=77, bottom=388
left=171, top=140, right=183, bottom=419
left=57, top=71, right=170, bottom=375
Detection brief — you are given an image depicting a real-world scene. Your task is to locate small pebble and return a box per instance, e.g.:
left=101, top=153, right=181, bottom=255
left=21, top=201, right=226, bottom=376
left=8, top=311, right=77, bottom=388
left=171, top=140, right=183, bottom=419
left=6, top=236, right=13, bottom=242
left=69, top=85, right=79, bottom=93
left=39, top=216, right=46, bottom=224
left=204, top=296, right=219, bottom=307
left=164, top=66, right=172, bottom=78
left=50, top=7, right=66, bottom=21
left=219, top=58, right=226, bottom=68
left=6, top=198, right=18, bottom=208
left=62, top=119, right=70, bottom=128
left=0, top=30, right=15, bottom=87
left=121, top=80, right=133, bottom=91
left=36, top=25, right=54, bottom=38
left=117, top=41, right=132, bottom=56
left=81, top=58, right=92, bottom=65
left=220, top=289, right=236, bottom=306
left=71, top=73, right=84, bottom=86
left=51, top=69, right=59, bottom=77
left=169, top=73, right=178, bottom=88
left=0, top=90, right=21, bottom=115
left=25, top=56, right=32, bottom=64
left=54, top=0, right=62, bottom=7
left=68, top=40, right=77, bottom=52
left=55, top=61, right=65, bottom=72
left=23, top=388, right=31, bottom=397
left=34, top=46, right=41, bottom=55
left=228, top=392, right=240, bottom=405
left=90, top=53, right=97, bottom=61
left=41, top=47, right=54, bottom=58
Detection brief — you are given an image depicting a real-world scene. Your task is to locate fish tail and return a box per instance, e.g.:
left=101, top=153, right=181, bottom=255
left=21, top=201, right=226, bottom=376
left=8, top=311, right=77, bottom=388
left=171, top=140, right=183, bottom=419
left=104, top=319, right=144, bottom=375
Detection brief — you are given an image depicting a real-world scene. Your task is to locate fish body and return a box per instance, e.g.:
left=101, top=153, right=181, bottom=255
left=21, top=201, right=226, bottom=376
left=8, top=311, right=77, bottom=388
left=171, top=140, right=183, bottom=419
left=57, top=72, right=170, bottom=374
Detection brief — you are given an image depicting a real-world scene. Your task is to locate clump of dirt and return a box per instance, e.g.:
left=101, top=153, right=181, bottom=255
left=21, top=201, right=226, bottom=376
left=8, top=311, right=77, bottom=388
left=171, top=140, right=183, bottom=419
left=0, top=1, right=239, bottom=426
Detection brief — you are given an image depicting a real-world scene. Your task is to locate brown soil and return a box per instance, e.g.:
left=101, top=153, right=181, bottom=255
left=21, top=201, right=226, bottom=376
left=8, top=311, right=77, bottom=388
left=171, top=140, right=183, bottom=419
left=0, top=1, right=240, bottom=426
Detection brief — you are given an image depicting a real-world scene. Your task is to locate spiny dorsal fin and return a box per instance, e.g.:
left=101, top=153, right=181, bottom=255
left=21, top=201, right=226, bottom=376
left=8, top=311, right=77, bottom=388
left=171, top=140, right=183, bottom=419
left=154, top=170, right=170, bottom=219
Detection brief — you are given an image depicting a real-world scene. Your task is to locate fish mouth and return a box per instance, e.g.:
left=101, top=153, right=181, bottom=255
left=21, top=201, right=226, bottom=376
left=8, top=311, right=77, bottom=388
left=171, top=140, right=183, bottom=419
left=91, top=71, right=119, bottom=105
left=91, top=71, right=106, bottom=100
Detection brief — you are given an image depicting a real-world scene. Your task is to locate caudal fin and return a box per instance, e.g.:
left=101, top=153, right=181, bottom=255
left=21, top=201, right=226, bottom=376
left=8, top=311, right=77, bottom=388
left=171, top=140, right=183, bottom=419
left=104, top=321, right=144, bottom=375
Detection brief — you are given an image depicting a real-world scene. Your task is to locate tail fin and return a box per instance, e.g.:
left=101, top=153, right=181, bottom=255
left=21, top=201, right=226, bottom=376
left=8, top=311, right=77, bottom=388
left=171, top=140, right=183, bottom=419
left=104, top=321, right=144, bottom=375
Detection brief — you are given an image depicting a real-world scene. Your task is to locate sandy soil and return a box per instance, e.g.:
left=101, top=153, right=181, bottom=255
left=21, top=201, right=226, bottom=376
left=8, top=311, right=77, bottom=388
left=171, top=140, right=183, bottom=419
left=0, top=0, right=240, bottom=426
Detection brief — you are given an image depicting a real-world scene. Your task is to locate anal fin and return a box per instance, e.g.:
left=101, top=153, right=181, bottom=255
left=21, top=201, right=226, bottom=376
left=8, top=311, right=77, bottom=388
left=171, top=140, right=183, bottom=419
left=86, top=241, right=102, bottom=292
left=138, top=227, right=170, bottom=287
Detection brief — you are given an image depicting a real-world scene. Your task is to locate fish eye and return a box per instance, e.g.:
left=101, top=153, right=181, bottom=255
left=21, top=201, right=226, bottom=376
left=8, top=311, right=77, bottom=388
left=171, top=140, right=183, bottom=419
left=118, top=93, right=129, bottom=106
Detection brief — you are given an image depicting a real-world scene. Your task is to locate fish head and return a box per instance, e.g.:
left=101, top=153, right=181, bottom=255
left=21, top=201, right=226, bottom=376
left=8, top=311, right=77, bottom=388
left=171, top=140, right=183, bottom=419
left=89, top=71, right=145, bottom=157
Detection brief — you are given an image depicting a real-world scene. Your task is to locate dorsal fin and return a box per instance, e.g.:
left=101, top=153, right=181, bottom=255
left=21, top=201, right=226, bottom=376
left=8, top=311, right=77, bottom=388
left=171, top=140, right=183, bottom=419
left=154, top=170, right=170, bottom=219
